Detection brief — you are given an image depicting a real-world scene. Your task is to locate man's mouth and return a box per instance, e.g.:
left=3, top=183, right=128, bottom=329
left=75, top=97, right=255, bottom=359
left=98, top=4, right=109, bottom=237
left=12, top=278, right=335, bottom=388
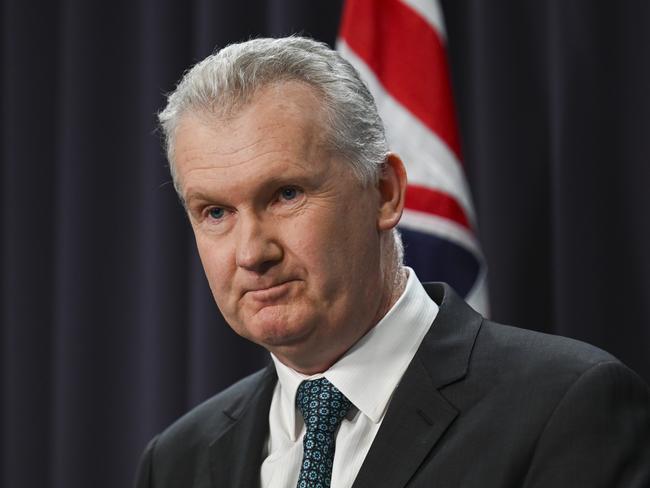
left=244, top=280, right=298, bottom=302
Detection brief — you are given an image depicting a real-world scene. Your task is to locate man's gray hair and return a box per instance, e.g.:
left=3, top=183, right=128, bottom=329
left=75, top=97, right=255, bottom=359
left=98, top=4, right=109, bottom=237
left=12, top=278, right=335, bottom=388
left=158, top=35, right=403, bottom=265
left=158, top=36, right=389, bottom=191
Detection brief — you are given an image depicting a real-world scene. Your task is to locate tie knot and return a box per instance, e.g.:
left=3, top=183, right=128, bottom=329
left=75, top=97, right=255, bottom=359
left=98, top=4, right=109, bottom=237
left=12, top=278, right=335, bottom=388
left=296, top=378, right=352, bottom=434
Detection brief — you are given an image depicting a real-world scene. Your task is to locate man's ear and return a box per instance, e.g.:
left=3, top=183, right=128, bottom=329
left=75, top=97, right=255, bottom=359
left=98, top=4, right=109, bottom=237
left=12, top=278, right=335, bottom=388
left=377, top=152, right=407, bottom=231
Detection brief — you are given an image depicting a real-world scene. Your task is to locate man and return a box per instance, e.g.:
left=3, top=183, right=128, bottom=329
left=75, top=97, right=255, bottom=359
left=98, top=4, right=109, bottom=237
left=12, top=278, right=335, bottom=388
left=136, top=36, right=650, bottom=487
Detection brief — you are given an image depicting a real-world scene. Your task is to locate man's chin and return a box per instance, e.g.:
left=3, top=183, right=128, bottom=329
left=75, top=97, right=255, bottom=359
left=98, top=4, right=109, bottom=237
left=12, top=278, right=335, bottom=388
left=239, top=312, right=318, bottom=351
left=258, top=324, right=316, bottom=349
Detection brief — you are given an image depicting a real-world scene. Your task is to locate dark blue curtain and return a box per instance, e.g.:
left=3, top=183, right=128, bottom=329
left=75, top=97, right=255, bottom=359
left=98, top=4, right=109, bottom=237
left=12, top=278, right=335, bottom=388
left=1, top=1, right=648, bottom=487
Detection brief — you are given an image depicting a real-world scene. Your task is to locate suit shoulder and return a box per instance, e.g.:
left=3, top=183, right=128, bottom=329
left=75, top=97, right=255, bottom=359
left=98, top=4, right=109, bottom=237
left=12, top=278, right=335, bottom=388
left=442, top=319, right=648, bottom=446
left=477, top=319, right=619, bottom=375
left=451, top=319, right=643, bottom=409
left=136, top=368, right=275, bottom=487
left=456, top=320, right=648, bottom=408
left=156, top=367, right=273, bottom=453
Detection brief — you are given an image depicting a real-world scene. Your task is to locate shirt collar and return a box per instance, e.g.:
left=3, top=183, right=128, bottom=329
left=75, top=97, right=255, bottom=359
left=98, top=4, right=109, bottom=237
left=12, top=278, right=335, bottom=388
left=271, top=267, right=438, bottom=437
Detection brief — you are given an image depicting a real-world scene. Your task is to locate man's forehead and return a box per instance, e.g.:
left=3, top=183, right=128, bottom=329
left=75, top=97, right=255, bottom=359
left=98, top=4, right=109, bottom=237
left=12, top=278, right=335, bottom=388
left=172, top=91, right=349, bottom=202
left=173, top=117, right=326, bottom=176
left=175, top=82, right=330, bottom=153
left=188, top=80, right=328, bottom=131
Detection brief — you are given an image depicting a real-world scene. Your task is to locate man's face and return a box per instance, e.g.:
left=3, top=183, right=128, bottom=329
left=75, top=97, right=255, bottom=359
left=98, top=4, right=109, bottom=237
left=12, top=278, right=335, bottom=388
left=173, top=82, right=395, bottom=373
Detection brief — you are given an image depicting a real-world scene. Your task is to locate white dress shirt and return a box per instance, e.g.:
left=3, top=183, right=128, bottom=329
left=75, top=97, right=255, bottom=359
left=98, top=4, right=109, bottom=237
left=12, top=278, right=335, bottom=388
left=260, top=268, right=439, bottom=488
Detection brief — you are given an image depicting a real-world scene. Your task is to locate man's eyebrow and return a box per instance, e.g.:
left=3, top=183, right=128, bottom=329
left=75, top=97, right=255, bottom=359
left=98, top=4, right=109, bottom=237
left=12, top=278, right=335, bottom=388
left=184, top=190, right=216, bottom=207
left=184, top=172, right=320, bottom=206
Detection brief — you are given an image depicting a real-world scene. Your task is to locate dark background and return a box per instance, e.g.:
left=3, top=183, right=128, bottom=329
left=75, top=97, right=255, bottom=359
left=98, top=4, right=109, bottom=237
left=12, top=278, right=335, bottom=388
left=2, top=1, right=649, bottom=487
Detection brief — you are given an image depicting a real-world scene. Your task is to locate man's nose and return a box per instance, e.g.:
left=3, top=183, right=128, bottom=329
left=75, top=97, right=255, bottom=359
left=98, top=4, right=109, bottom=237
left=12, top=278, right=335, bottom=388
left=234, top=213, right=283, bottom=272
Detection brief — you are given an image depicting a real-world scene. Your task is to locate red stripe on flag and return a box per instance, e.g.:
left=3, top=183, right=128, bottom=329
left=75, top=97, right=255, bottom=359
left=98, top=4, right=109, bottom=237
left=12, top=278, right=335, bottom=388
left=405, top=184, right=471, bottom=230
left=339, top=0, right=462, bottom=159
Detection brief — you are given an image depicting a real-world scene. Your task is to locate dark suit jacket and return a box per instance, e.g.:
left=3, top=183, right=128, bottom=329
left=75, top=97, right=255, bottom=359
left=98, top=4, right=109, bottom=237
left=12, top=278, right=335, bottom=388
left=135, top=283, right=650, bottom=487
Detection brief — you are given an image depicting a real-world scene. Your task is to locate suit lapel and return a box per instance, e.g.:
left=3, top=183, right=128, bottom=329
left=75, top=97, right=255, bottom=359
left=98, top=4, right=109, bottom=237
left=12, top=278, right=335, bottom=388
left=353, top=283, right=483, bottom=488
left=208, top=365, right=276, bottom=488
left=351, top=356, right=458, bottom=488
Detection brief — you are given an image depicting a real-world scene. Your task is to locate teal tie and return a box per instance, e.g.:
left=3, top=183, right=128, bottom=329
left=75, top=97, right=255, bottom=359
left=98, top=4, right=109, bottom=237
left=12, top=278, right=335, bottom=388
left=295, top=378, right=352, bottom=488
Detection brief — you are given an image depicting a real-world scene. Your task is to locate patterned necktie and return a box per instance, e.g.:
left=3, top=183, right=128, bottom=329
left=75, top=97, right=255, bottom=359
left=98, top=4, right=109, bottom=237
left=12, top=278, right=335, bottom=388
left=295, top=378, right=352, bottom=488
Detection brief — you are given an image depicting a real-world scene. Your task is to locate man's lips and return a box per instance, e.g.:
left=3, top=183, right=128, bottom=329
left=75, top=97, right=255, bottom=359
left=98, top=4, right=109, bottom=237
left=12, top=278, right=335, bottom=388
left=243, top=280, right=298, bottom=302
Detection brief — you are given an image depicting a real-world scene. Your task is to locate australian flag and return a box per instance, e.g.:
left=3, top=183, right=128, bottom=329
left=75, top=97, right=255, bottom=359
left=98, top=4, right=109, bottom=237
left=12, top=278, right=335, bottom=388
left=338, top=0, right=489, bottom=315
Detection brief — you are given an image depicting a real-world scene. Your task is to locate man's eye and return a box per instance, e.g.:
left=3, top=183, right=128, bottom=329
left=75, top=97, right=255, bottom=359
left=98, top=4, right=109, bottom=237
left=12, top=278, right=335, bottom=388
left=280, top=187, right=299, bottom=201
left=208, top=207, right=225, bottom=220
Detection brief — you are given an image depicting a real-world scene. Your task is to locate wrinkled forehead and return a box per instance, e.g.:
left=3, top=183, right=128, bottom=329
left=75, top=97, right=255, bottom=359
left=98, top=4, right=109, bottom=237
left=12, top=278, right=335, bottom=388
left=171, top=82, right=358, bottom=200
left=176, top=82, right=330, bottom=156
left=185, top=79, right=331, bottom=134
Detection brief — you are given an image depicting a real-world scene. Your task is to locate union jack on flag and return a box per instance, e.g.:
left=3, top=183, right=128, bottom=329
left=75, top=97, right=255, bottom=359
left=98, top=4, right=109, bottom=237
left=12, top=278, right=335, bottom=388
left=338, top=0, right=489, bottom=315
